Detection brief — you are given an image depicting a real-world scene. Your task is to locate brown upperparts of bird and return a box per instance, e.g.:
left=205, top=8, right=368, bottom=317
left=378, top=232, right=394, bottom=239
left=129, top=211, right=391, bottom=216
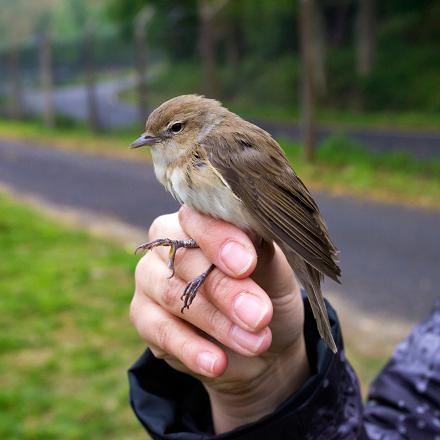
left=131, top=95, right=341, bottom=353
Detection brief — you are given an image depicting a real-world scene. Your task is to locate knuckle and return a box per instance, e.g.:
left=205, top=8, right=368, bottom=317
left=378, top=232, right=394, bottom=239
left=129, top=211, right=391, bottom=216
left=134, top=257, right=148, bottom=282
left=129, top=295, right=139, bottom=326
left=208, top=269, right=232, bottom=300
left=134, top=255, right=156, bottom=293
left=156, top=319, right=172, bottom=351
left=172, top=246, right=192, bottom=268
left=148, top=215, right=167, bottom=240
left=205, top=306, right=228, bottom=335
left=195, top=216, right=218, bottom=242
left=161, top=278, right=180, bottom=308
left=180, top=339, right=196, bottom=364
left=150, top=346, right=170, bottom=360
left=178, top=206, right=188, bottom=225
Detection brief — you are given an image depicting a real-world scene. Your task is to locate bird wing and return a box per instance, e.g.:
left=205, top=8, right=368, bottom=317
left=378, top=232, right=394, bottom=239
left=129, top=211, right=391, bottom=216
left=201, top=125, right=341, bottom=283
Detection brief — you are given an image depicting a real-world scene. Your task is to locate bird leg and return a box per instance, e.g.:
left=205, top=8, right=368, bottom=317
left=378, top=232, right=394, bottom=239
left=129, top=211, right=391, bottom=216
left=181, top=264, right=215, bottom=312
left=135, top=238, right=214, bottom=312
left=135, top=238, right=198, bottom=278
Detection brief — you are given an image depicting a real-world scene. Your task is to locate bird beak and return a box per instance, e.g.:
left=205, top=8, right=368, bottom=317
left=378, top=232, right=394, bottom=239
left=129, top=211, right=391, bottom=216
left=130, top=133, right=159, bottom=149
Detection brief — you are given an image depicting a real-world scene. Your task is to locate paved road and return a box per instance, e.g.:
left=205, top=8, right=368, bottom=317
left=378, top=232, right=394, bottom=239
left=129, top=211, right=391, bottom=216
left=22, top=79, right=440, bottom=159
left=1, top=139, right=439, bottom=322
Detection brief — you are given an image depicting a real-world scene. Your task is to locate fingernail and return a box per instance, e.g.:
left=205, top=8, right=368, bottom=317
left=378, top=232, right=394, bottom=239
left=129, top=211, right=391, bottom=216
left=220, top=241, right=253, bottom=276
left=197, top=352, right=218, bottom=375
left=230, top=325, right=267, bottom=353
left=234, top=293, right=268, bottom=330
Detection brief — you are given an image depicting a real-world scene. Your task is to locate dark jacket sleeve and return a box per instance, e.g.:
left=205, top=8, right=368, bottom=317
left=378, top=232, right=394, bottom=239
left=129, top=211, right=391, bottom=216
left=364, top=300, right=440, bottom=440
left=128, top=297, right=367, bottom=439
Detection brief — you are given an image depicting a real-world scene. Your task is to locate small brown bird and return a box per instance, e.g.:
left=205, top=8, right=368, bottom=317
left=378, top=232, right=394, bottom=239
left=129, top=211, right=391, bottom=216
left=131, top=95, right=341, bottom=353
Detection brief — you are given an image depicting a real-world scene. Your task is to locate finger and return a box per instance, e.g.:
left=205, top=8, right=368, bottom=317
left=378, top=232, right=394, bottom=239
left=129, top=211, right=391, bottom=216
left=179, top=206, right=257, bottom=279
left=130, top=291, right=228, bottom=377
left=179, top=256, right=273, bottom=332
left=137, top=248, right=273, bottom=334
left=148, top=213, right=184, bottom=240
left=253, top=243, right=300, bottom=300
left=136, top=253, right=272, bottom=355
left=146, top=212, right=196, bottom=266
left=143, top=211, right=273, bottom=332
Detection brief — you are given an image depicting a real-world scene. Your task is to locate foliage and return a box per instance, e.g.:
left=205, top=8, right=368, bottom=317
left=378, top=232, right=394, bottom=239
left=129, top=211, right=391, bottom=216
left=325, top=44, right=440, bottom=112
left=104, top=0, right=440, bottom=114
left=117, top=58, right=440, bottom=126
left=106, top=0, right=199, bottom=60
left=0, top=0, right=438, bottom=116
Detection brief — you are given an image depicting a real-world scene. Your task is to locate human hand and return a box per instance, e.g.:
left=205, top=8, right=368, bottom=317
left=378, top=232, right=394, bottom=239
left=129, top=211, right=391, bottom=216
left=130, top=207, right=310, bottom=433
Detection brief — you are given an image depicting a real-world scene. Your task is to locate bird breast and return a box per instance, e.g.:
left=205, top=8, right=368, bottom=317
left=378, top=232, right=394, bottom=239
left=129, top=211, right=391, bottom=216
left=164, top=161, right=252, bottom=231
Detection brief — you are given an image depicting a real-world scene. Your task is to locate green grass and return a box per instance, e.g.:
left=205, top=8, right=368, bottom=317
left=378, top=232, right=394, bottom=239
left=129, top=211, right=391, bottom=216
left=0, top=195, right=386, bottom=437
left=345, top=347, right=388, bottom=397
left=0, top=195, right=146, bottom=439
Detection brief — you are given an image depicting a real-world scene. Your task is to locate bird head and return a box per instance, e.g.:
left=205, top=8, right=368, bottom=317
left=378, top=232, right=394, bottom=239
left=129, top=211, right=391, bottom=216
left=130, top=95, right=227, bottom=154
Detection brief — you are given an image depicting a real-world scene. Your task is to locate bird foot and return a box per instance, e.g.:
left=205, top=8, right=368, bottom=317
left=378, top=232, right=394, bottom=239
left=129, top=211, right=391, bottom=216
left=135, top=238, right=198, bottom=278
left=181, top=264, right=215, bottom=312
left=135, top=238, right=215, bottom=312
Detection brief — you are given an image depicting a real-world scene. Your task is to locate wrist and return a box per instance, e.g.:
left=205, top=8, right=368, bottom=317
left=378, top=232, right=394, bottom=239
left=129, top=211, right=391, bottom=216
left=205, top=335, right=310, bottom=434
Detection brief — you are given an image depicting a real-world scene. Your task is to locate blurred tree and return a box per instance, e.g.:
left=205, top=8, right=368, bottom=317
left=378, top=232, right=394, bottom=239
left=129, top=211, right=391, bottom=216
left=71, top=0, right=102, bottom=131
left=325, top=0, right=355, bottom=47
left=197, top=0, right=229, bottom=97
left=0, top=0, right=55, bottom=119
left=222, top=11, right=240, bottom=69
left=107, top=0, right=199, bottom=61
left=37, top=12, right=55, bottom=128
left=300, top=0, right=317, bottom=162
left=0, top=0, right=435, bottom=122
left=312, top=1, right=327, bottom=96
left=0, top=0, right=27, bottom=119
left=7, top=43, right=24, bottom=119
left=134, top=5, right=154, bottom=123
left=356, top=0, right=375, bottom=76
left=83, top=21, right=101, bottom=132
left=236, top=0, right=297, bottom=58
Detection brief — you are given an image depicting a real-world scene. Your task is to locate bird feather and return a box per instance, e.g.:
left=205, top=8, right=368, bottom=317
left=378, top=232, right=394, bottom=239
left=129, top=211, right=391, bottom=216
left=200, top=118, right=341, bottom=352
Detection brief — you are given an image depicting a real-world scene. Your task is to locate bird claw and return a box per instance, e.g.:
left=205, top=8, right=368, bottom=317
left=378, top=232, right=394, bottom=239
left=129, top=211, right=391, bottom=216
left=135, top=238, right=214, bottom=311
left=135, top=238, right=199, bottom=279
left=180, top=264, right=215, bottom=312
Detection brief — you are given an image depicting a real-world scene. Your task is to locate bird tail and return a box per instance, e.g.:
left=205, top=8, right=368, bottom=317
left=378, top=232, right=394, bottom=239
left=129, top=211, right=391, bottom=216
left=283, top=248, right=337, bottom=353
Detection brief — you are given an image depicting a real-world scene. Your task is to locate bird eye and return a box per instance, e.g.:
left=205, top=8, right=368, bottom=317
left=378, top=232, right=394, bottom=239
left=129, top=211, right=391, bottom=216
left=170, top=122, right=183, bottom=134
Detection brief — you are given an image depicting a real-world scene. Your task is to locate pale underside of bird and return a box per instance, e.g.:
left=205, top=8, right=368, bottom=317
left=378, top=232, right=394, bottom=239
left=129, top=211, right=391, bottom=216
left=131, top=95, right=341, bottom=353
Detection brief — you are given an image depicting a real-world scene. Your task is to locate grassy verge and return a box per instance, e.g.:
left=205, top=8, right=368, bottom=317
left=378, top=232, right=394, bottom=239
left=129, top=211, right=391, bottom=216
left=0, top=118, right=138, bottom=161
left=2, top=117, right=438, bottom=210
left=0, top=194, right=145, bottom=439
left=280, top=135, right=440, bottom=210
left=345, top=347, right=388, bottom=396
left=0, top=195, right=386, bottom=438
